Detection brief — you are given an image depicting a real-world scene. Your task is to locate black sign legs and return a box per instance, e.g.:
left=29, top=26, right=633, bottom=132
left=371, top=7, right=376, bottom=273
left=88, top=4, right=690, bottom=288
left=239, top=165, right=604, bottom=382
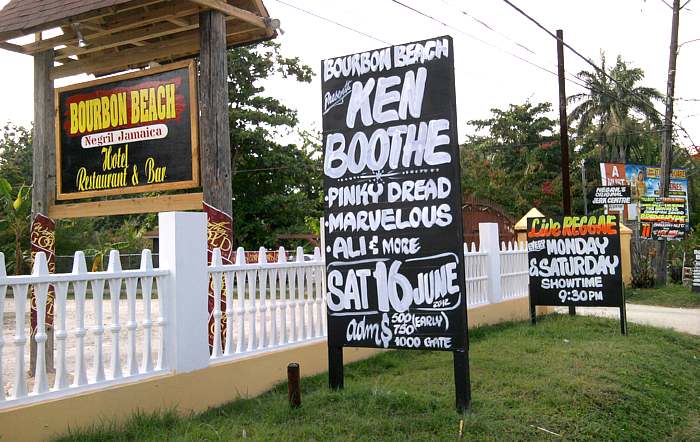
left=452, top=350, right=471, bottom=413
left=619, top=305, right=628, bottom=335
left=568, top=306, right=576, bottom=316
left=328, top=346, right=344, bottom=390
left=620, top=286, right=628, bottom=336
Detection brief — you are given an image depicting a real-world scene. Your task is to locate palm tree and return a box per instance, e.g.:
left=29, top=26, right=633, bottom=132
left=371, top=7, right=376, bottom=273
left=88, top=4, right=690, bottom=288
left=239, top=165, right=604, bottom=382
left=568, top=54, right=663, bottom=163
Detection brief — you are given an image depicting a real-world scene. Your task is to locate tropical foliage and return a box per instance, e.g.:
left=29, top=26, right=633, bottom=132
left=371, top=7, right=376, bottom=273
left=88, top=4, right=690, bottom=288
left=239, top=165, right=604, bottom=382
left=461, top=101, right=563, bottom=216
left=0, top=177, right=31, bottom=274
left=227, top=42, right=322, bottom=249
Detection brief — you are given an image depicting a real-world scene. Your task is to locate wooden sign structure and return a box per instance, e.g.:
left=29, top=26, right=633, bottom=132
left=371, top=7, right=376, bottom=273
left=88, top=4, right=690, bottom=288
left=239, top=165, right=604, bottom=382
left=0, top=0, right=276, bottom=220
left=526, top=215, right=627, bottom=334
left=322, top=35, right=472, bottom=412
left=0, top=0, right=276, bottom=369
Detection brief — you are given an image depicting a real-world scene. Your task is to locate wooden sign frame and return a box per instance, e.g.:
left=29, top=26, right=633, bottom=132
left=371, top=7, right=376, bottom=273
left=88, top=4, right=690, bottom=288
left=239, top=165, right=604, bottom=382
left=54, top=59, right=200, bottom=201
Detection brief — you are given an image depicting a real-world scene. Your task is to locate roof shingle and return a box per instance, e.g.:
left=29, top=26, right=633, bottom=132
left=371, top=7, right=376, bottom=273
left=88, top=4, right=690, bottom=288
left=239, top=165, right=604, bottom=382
left=0, top=0, right=134, bottom=39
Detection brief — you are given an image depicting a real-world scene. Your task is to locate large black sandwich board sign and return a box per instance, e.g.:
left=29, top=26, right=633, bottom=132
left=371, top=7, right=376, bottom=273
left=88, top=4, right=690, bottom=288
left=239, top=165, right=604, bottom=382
left=526, top=215, right=627, bottom=334
left=321, top=35, right=471, bottom=411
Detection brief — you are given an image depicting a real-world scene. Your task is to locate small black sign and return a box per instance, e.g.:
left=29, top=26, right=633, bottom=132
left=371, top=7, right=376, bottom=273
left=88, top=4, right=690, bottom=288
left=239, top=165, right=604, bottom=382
left=322, top=36, right=471, bottom=409
left=592, top=186, right=631, bottom=205
left=692, top=250, right=700, bottom=293
left=56, top=61, right=199, bottom=200
left=527, top=215, right=623, bottom=308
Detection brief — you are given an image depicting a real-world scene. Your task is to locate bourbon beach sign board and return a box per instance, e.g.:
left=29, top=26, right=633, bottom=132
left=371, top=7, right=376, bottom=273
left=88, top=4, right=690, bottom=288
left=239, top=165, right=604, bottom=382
left=55, top=60, right=199, bottom=200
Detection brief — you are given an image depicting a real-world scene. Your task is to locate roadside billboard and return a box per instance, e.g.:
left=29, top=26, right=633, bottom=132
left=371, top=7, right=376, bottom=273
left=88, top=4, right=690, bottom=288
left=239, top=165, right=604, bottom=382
left=599, top=163, right=689, bottom=232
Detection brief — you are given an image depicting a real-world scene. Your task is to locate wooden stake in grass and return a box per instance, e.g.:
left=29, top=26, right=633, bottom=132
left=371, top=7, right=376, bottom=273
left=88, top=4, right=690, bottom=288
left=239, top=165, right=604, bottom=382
left=288, top=363, right=301, bottom=408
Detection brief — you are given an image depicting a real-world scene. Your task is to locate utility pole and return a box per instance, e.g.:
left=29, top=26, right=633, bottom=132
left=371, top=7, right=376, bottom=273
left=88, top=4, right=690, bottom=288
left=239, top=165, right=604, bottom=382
left=581, top=159, right=588, bottom=216
left=656, top=0, right=681, bottom=286
left=556, top=29, right=575, bottom=315
left=557, top=29, right=572, bottom=216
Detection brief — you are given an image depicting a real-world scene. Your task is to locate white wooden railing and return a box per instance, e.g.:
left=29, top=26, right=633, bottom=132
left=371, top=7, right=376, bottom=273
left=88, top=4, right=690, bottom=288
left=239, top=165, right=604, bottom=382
left=464, top=243, right=489, bottom=306
left=207, top=246, right=326, bottom=361
left=0, top=216, right=529, bottom=409
left=0, top=249, right=168, bottom=408
left=500, top=241, right=529, bottom=300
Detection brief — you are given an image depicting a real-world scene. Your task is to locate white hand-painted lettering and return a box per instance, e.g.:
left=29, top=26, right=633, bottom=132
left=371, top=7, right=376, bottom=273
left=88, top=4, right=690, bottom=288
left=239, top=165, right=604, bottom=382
left=345, top=68, right=427, bottom=129
left=394, top=38, right=449, bottom=68
left=327, top=204, right=452, bottom=233
left=324, top=48, right=392, bottom=82
left=324, top=120, right=451, bottom=179
left=323, top=80, right=352, bottom=115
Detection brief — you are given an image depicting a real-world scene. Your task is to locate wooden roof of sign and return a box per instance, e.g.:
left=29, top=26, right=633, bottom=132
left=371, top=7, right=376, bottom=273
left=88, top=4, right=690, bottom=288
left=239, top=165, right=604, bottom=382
left=0, top=0, right=275, bottom=79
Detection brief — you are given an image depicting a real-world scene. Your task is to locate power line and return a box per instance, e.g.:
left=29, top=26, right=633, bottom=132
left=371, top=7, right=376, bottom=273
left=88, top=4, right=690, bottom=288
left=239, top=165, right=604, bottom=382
left=387, top=0, right=691, bottom=148
left=440, top=0, right=536, bottom=55
left=271, top=0, right=694, bottom=149
left=269, top=0, right=392, bottom=46
left=386, top=0, right=672, bottom=124
left=387, top=0, right=589, bottom=90
left=500, top=0, right=696, bottom=147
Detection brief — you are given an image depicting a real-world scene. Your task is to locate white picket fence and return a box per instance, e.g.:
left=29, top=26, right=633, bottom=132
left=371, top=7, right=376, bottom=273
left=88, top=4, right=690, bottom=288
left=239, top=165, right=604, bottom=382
left=0, top=249, right=168, bottom=408
left=207, top=246, right=326, bottom=361
left=500, top=241, right=529, bottom=300
left=0, top=216, right=527, bottom=409
left=464, top=243, right=489, bottom=306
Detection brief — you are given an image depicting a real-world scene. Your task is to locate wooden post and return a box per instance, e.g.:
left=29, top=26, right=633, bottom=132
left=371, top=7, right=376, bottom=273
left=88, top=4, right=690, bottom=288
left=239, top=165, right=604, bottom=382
left=656, top=0, right=681, bottom=287
left=31, top=48, right=56, bottom=373
left=287, top=362, right=301, bottom=407
left=199, top=10, right=233, bottom=217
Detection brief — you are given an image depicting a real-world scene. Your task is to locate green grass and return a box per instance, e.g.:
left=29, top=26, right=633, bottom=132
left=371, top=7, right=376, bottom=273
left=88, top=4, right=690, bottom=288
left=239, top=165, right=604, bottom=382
left=57, top=316, right=700, bottom=441
left=627, top=284, right=700, bottom=308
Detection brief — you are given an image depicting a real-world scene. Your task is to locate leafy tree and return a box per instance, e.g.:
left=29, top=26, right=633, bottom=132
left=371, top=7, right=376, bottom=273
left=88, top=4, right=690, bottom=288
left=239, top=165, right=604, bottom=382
left=0, top=125, right=33, bottom=273
left=0, top=123, right=32, bottom=187
left=0, top=178, right=31, bottom=274
left=461, top=101, right=562, bottom=217
left=568, top=54, right=663, bottom=163
left=226, top=42, right=321, bottom=248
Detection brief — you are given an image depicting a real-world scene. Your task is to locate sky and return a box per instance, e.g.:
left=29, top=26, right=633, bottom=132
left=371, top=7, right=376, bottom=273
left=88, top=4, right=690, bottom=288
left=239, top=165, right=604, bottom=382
left=0, top=0, right=699, bottom=150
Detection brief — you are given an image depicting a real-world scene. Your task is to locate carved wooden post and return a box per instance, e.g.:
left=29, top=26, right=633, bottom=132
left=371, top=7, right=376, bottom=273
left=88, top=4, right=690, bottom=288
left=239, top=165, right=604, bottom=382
left=199, top=10, right=233, bottom=351
left=199, top=10, right=233, bottom=216
left=30, top=48, right=56, bottom=373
